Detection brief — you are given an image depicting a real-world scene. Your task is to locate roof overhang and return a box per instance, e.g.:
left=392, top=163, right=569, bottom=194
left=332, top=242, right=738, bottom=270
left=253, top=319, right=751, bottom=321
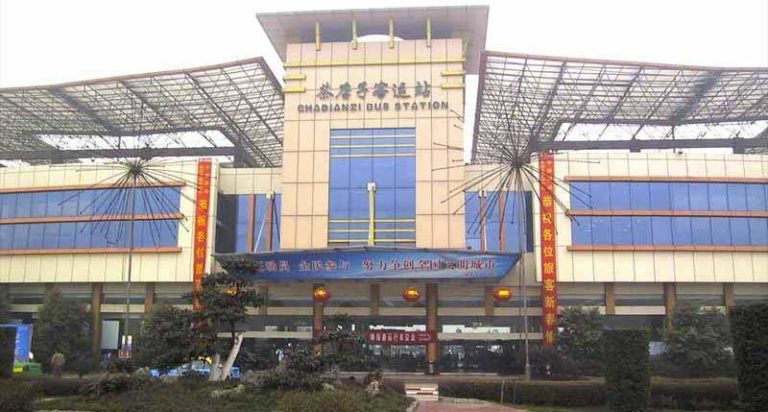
left=257, top=6, right=489, bottom=73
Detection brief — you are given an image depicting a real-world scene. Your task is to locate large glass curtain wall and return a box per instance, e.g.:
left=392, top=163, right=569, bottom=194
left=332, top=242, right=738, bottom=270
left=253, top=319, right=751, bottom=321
left=570, top=181, right=768, bottom=247
left=464, top=191, right=534, bottom=252
left=215, top=194, right=281, bottom=253
left=328, top=128, right=416, bottom=246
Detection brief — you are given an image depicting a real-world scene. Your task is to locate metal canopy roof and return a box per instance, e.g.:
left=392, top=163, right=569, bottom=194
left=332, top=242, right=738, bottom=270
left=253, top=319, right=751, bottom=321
left=257, top=6, right=489, bottom=73
left=473, top=51, right=768, bottom=163
left=0, top=57, right=284, bottom=167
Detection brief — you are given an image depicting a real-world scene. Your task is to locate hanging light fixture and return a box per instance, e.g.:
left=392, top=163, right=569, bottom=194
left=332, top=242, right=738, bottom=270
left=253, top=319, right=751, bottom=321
left=493, top=287, right=512, bottom=302
left=402, top=286, right=421, bottom=303
left=313, top=286, right=331, bottom=303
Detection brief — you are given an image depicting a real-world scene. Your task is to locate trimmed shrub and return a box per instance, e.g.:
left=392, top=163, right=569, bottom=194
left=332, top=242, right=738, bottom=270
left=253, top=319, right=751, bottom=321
left=82, top=373, right=151, bottom=397
left=603, top=329, right=650, bottom=412
left=277, top=390, right=366, bottom=412
left=730, top=303, right=768, bottom=412
left=650, top=378, right=738, bottom=410
left=259, top=370, right=323, bottom=391
left=15, top=376, right=93, bottom=396
left=438, top=380, right=504, bottom=402
left=0, top=329, right=14, bottom=379
left=381, top=378, right=405, bottom=394
left=512, top=380, right=604, bottom=406
left=0, top=380, right=38, bottom=412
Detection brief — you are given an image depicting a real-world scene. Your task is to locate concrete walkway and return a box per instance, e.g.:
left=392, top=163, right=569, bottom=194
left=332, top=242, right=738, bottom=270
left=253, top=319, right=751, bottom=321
left=415, top=401, right=528, bottom=411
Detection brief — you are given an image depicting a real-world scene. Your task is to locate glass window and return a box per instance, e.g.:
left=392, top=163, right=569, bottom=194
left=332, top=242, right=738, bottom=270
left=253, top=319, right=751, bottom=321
left=42, top=223, right=60, bottom=249
left=27, top=223, right=44, bottom=249
left=30, top=193, right=48, bottom=217
left=629, top=182, right=651, bottom=210
left=60, top=191, right=80, bottom=216
left=59, top=223, right=77, bottom=248
left=730, top=218, right=750, bottom=246
left=15, top=193, right=32, bottom=218
left=375, top=189, right=396, bottom=219
left=329, top=189, right=350, bottom=218
left=12, top=224, right=29, bottom=249
left=589, top=182, right=611, bottom=209
left=611, top=216, right=633, bottom=245
left=569, top=182, right=592, bottom=209
left=75, top=222, right=92, bottom=248
left=632, top=217, right=652, bottom=245
left=394, top=157, right=416, bottom=188
left=649, top=183, right=671, bottom=210
left=592, top=216, right=612, bottom=244
left=670, top=183, right=689, bottom=210
left=746, top=184, right=767, bottom=211
left=349, top=158, right=373, bottom=188
left=651, top=217, right=673, bottom=245
left=330, top=157, right=351, bottom=189
left=0, top=194, right=14, bottom=218
left=690, top=217, right=712, bottom=246
left=395, top=188, right=415, bottom=218
left=727, top=184, right=747, bottom=211
left=348, top=189, right=369, bottom=219
left=0, top=225, right=13, bottom=249
left=45, top=191, right=63, bottom=217
left=373, top=157, right=396, bottom=188
left=688, top=183, right=709, bottom=211
left=672, top=217, right=692, bottom=245
left=609, top=182, right=631, bottom=209
left=708, top=183, right=728, bottom=211
left=748, top=218, right=768, bottom=246
left=711, top=217, right=731, bottom=245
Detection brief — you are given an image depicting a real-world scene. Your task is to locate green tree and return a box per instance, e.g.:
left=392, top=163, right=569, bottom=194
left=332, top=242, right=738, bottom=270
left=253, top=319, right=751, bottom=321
left=317, top=314, right=369, bottom=376
left=557, top=306, right=603, bottom=375
left=32, top=291, right=91, bottom=373
left=134, top=304, right=212, bottom=372
left=663, top=303, right=732, bottom=377
left=188, top=271, right=263, bottom=380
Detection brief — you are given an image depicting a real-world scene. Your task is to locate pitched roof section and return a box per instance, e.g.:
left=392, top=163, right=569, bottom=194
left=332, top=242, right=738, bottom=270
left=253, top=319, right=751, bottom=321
left=0, top=57, right=284, bottom=167
left=473, top=51, right=768, bottom=162
left=257, top=6, right=489, bottom=73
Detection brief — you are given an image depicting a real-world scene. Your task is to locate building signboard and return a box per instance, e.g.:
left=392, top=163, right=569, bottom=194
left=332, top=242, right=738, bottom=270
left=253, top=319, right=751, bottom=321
left=538, top=153, right=558, bottom=346
left=365, top=330, right=436, bottom=345
left=192, top=159, right=212, bottom=310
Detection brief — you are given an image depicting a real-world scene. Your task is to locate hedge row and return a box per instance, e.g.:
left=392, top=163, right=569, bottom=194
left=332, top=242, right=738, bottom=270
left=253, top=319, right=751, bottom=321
left=428, top=378, right=738, bottom=410
left=603, top=329, right=650, bottom=412
left=731, top=303, right=768, bottom=412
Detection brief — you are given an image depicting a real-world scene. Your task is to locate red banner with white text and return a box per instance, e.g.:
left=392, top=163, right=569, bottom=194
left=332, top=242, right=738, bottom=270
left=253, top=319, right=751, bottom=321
left=192, top=159, right=212, bottom=310
left=538, top=153, right=558, bottom=346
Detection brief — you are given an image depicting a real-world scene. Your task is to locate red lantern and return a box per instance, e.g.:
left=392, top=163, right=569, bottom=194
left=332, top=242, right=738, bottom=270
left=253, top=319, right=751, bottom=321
left=402, top=286, right=421, bottom=303
left=313, top=286, right=331, bottom=303
left=493, top=287, right=512, bottom=302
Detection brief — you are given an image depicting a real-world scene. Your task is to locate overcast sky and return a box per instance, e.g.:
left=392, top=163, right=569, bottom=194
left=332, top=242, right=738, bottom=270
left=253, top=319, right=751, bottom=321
left=1, top=0, right=766, bottom=154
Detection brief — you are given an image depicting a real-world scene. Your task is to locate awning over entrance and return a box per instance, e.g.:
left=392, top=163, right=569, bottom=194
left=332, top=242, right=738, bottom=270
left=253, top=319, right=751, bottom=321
left=214, top=247, right=519, bottom=281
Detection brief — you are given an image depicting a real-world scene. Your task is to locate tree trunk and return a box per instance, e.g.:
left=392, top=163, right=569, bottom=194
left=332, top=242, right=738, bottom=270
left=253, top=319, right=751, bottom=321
left=209, top=332, right=244, bottom=381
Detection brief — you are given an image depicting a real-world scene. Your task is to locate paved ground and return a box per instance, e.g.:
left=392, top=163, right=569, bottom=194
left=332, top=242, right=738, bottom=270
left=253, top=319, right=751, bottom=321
left=415, top=401, right=529, bottom=411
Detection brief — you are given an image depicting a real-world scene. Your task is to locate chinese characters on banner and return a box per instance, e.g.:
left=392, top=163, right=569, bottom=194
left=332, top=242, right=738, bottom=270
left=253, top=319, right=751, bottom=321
left=538, top=153, right=558, bottom=346
left=364, top=330, right=436, bottom=345
left=192, top=159, right=212, bottom=310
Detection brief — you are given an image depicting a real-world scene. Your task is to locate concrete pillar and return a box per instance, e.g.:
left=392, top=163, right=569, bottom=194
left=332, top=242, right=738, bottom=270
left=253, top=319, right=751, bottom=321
left=723, top=283, right=735, bottom=315
left=484, top=286, right=494, bottom=317
left=426, top=283, right=438, bottom=374
left=370, top=284, right=380, bottom=316
left=663, top=282, right=677, bottom=326
left=91, top=283, right=103, bottom=355
left=604, top=283, right=616, bottom=315
left=144, top=283, right=155, bottom=315
left=312, top=283, right=324, bottom=355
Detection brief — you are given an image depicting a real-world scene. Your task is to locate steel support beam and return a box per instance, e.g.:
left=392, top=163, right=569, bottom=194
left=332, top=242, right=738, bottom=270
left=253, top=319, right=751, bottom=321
left=0, top=146, right=238, bottom=161
left=540, top=137, right=768, bottom=152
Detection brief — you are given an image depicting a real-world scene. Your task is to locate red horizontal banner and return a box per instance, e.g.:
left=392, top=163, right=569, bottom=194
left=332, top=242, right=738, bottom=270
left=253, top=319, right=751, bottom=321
left=365, top=330, right=436, bottom=345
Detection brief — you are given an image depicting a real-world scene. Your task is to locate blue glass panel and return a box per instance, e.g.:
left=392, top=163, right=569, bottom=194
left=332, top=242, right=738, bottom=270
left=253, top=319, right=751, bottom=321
left=30, top=193, right=48, bottom=217
left=329, top=189, right=350, bottom=218
left=711, top=217, right=731, bottom=245
left=690, top=217, right=712, bottom=246
left=672, top=217, right=692, bottom=245
left=466, top=238, right=481, bottom=251
left=79, top=190, right=96, bottom=215
left=394, top=188, right=415, bottom=218
left=27, top=224, right=44, bottom=249
left=0, top=194, right=14, bottom=218
left=394, top=157, right=415, bottom=188
left=746, top=184, right=767, bottom=211
left=629, top=182, right=651, bottom=210
left=589, top=183, right=611, bottom=209
left=90, top=224, right=108, bottom=248
left=74, top=222, right=92, bottom=248
left=60, top=191, right=80, bottom=216
left=748, top=218, right=768, bottom=246
left=651, top=217, right=673, bottom=245
left=12, top=224, right=29, bottom=249
left=372, top=157, right=396, bottom=188
left=571, top=216, right=592, bottom=245
left=45, top=191, right=62, bottom=217
left=569, top=182, right=591, bottom=209
left=609, top=182, right=631, bottom=209
left=649, top=183, right=671, bottom=210
left=42, top=223, right=60, bottom=248
left=15, top=193, right=32, bottom=218
left=0, top=225, right=13, bottom=249
left=592, top=216, right=612, bottom=244
left=730, top=218, right=750, bottom=246
left=331, top=129, right=351, bottom=137
left=375, top=189, right=396, bottom=219
left=688, top=183, right=709, bottom=211
left=486, top=224, right=500, bottom=251
left=158, top=220, right=179, bottom=247
left=670, top=183, right=690, bottom=210
left=708, top=183, right=728, bottom=211
left=632, top=217, right=652, bottom=245
left=58, top=223, right=77, bottom=249
left=612, top=216, right=633, bottom=245
left=727, top=184, right=747, bottom=211
left=330, top=158, right=351, bottom=189
left=349, top=158, right=373, bottom=188
left=348, top=189, right=369, bottom=219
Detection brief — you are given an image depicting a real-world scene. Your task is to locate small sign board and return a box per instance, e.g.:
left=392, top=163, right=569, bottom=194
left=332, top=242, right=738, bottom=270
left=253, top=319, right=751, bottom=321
left=364, top=330, right=436, bottom=345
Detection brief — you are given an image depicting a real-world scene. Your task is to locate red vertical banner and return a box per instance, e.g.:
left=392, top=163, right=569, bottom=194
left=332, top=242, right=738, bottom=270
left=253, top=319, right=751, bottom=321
left=538, top=153, right=558, bottom=346
left=192, top=159, right=212, bottom=310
